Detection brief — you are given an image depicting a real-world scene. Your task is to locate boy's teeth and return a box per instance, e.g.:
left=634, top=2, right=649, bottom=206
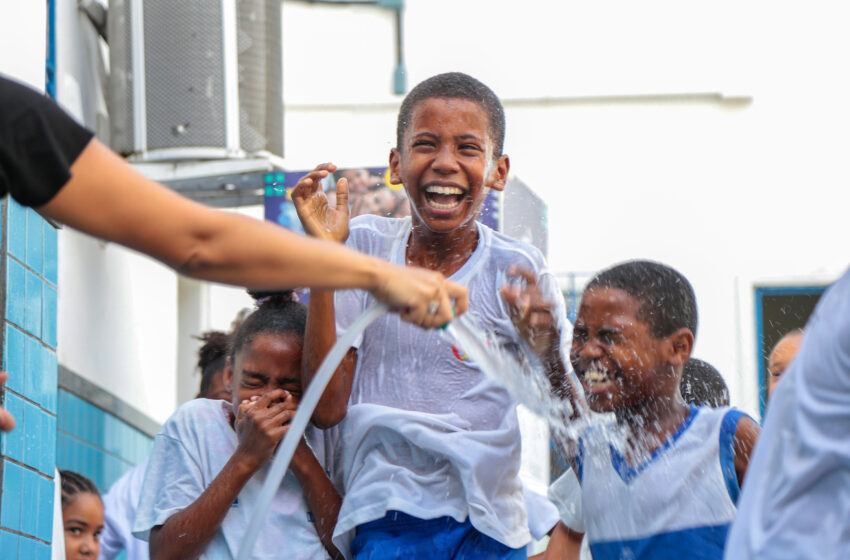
left=425, top=185, right=464, bottom=195
left=430, top=199, right=461, bottom=209
left=585, top=369, right=612, bottom=387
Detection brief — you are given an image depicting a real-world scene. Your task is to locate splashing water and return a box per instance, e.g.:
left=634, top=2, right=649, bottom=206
left=443, top=313, right=590, bottom=452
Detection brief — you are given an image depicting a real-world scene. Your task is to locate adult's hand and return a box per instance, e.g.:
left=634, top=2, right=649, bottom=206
left=373, top=265, right=468, bottom=328
left=0, top=372, right=15, bottom=432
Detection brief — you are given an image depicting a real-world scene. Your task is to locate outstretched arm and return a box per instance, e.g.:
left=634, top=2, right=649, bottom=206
left=38, top=140, right=466, bottom=327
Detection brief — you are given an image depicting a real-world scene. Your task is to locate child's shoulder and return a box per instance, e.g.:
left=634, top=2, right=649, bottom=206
left=159, top=398, right=230, bottom=439
left=483, top=223, right=549, bottom=272
left=349, top=214, right=410, bottom=237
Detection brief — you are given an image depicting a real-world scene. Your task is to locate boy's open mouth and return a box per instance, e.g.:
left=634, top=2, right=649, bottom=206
left=424, top=185, right=465, bottom=210
left=582, top=368, right=618, bottom=393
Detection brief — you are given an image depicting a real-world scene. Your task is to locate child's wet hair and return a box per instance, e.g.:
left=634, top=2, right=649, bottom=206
left=586, top=260, right=698, bottom=339
left=59, top=469, right=100, bottom=507
left=396, top=72, right=506, bottom=158
left=680, top=358, right=730, bottom=407
left=196, top=330, right=231, bottom=396
left=229, top=290, right=307, bottom=360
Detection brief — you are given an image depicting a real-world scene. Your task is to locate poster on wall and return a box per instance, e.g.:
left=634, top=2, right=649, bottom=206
left=263, top=166, right=500, bottom=233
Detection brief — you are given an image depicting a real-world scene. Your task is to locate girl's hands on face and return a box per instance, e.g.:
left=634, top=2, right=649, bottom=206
left=234, top=389, right=298, bottom=471
left=501, top=265, right=561, bottom=360
left=291, top=163, right=350, bottom=243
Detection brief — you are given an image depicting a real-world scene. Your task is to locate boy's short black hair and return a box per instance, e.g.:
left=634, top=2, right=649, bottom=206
left=585, top=260, right=698, bottom=339
left=680, top=358, right=730, bottom=407
left=195, top=330, right=231, bottom=396
left=396, top=72, right=506, bottom=158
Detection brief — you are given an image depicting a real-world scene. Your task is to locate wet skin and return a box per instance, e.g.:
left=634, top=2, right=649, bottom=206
left=570, top=287, right=690, bottom=422
left=63, top=492, right=104, bottom=559
left=389, top=97, right=509, bottom=276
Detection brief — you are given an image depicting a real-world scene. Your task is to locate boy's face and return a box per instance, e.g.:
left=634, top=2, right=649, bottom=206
left=389, top=97, right=509, bottom=234
left=570, top=287, right=688, bottom=414
left=224, top=332, right=303, bottom=411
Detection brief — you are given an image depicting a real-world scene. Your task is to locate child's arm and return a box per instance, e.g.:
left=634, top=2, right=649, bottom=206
left=292, top=165, right=358, bottom=428
left=733, top=416, right=761, bottom=487
left=501, top=265, right=585, bottom=409
left=540, top=522, right=584, bottom=560
left=290, top=441, right=343, bottom=558
left=149, top=391, right=296, bottom=560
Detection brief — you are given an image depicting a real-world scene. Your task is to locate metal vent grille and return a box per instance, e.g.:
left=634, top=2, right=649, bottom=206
left=143, top=0, right=228, bottom=150
left=237, top=0, right=283, bottom=155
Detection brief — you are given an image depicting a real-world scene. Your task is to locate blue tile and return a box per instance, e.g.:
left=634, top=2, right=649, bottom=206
left=36, top=540, right=51, bottom=560
left=40, top=414, right=57, bottom=476
left=0, top=529, right=20, bottom=558
left=26, top=208, right=44, bottom=274
left=1, top=460, right=23, bottom=530
left=22, top=401, right=42, bottom=469
left=42, top=351, right=58, bottom=414
left=42, top=284, right=57, bottom=349
left=18, top=534, right=38, bottom=558
left=25, top=337, right=45, bottom=405
left=3, top=324, right=26, bottom=393
left=8, top=198, right=27, bottom=260
left=0, top=392, right=25, bottom=461
left=36, top=474, right=54, bottom=541
left=6, top=257, right=27, bottom=327
left=20, top=467, right=40, bottom=536
left=24, top=270, right=43, bottom=338
left=43, top=223, right=58, bottom=285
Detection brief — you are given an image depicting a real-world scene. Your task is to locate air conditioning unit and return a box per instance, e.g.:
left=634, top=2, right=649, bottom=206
left=108, top=0, right=283, bottom=162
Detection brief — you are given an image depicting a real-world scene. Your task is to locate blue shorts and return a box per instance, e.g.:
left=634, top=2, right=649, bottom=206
left=351, top=511, right=527, bottom=560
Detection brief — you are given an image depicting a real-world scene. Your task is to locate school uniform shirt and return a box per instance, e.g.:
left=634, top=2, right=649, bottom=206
left=99, top=459, right=149, bottom=560
left=132, top=398, right=339, bottom=559
left=523, top=486, right=560, bottom=541
left=577, top=405, right=750, bottom=560
left=332, top=214, right=570, bottom=552
left=0, top=75, right=93, bottom=206
left=725, top=267, right=850, bottom=560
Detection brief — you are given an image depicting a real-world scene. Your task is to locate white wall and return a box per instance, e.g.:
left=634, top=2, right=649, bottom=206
left=0, top=2, right=46, bottom=87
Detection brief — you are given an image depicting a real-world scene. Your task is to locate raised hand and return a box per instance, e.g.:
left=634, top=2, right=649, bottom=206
left=291, top=163, right=350, bottom=243
left=233, top=389, right=298, bottom=471
left=500, top=265, right=561, bottom=359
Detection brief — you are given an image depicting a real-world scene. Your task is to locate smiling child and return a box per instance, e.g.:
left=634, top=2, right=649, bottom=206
left=565, top=260, right=760, bottom=560
left=292, top=72, right=570, bottom=558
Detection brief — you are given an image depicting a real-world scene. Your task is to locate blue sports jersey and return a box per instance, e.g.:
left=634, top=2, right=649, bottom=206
left=577, top=405, right=748, bottom=560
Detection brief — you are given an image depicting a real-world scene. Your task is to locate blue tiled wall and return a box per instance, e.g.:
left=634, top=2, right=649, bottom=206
left=1, top=199, right=58, bottom=556
left=56, top=391, right=153, bottom=493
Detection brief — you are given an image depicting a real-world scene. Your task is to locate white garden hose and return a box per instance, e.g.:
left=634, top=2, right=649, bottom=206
left=236, top=302, right=389, bottom=560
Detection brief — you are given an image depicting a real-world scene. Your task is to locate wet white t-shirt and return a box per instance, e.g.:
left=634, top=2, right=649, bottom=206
left=725, top=267, right=850, bottom=559
left=332, top=215, right=569, bottom=551
left=132, top=399, right=337, bottom=559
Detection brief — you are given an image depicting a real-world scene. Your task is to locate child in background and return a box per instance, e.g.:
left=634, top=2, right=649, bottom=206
left=680, top=358, right=730, bottom=408
left=562, top=260, right=760, bottom=559
left=292, top=72, right=570, bottom=558
left=99, top=330, right=233, bottom=559
left=133, top=291, right=342, bottom=559
left=60, top=470, right=104, bottom=560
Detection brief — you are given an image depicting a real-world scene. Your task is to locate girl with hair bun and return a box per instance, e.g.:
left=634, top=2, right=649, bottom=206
left=133, top=290, right=342, bottom=559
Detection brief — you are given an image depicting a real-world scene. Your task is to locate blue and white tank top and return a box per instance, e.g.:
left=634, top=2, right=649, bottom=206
left=577, top=405, right=747, bottom=560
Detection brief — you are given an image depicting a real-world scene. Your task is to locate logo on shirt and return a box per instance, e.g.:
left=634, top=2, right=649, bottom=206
left=452, top=345, right=469, bottom=362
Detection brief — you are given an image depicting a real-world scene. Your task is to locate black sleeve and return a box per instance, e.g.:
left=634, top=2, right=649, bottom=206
left=0, top=75, right=95, bottom=207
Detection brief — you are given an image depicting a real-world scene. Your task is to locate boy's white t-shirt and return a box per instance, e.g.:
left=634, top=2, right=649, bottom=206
left=726, top=267, right=850, bottom=560
left=132, top=398, right=338, bottom=560
left=332, top=215, right=569, bottom=551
